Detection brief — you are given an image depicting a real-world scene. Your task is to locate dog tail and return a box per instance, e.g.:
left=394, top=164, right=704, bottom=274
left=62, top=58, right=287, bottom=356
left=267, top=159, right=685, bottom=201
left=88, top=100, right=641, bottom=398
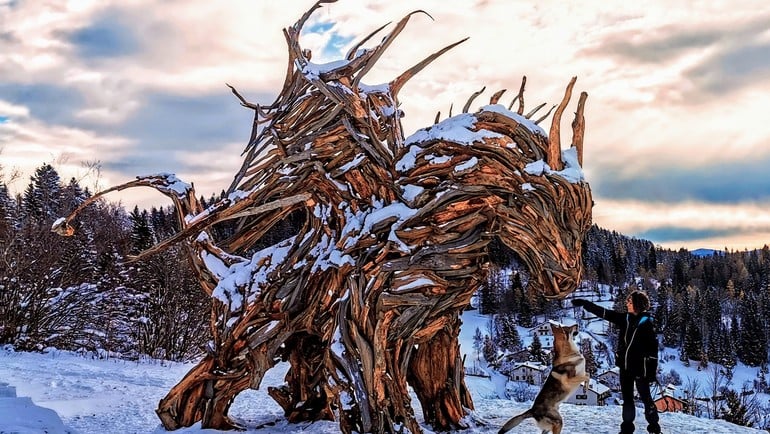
left=498, top=409, right=533, bottom=434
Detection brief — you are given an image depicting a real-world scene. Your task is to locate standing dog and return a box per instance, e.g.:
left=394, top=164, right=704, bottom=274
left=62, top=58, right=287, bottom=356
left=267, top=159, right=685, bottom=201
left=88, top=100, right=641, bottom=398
left=499, top=322, right=589, bottom=434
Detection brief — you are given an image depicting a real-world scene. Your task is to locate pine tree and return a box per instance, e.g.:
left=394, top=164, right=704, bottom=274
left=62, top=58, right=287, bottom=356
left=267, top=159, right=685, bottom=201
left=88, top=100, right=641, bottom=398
left=529, top=333, right=546, bottom=364
left=516, top=288, right=535, bottom=328
left=0, top=183, right=17, bottom=237
left=61, top=177, right=89, bottom=214
left=0, top=183, right=23, bottom=344
left=672, top=256, right=689, bottom=289
left=738, top=295, right=768, bottom=367
left=10, top=164, right=71, bottom=349
left=482, top=335, right=497, bottom=363
left=22, top=164, right=62, bottom=224
left=479, top=270, right=500, bottom=315
left=699, top=287, right=722, bottom=339
left=493, top=313, right=521, bottom=353
left=611, top=243, right=627, bottom=285
left=730, top=312, right=741, bottom=351
left=756, top=371, right=768, bottom=394
left=719, top=389, right=752, bottom=427
left=129, top=206, right=154, bottom=254
left=646, top=245, right=658, bottom=272
left=501, top=272, right=523, bottom=315
left=684, top=317, right=704, bottom=362
left=58, top=222, right=98, bottom=286
left=658, top=286, right=679, bottom=347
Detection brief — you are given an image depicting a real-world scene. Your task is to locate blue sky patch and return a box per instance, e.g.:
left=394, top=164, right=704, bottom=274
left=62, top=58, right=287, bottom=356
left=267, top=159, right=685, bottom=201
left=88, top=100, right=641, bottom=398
left=306, top=21, right=334, bottom=34
left=102, top=90, right=260, bottom=178
left=68, top=12, right=139, bottom=59
left=0, top=83, right=84, bottom=125
left=117, top=91, right=255, bottom=148
left=0, top=116, right=8, bottom=124
left=302, top=21, right=354, bottom=61
left=635, top=226, right=736, bottom=243
left=320, top=33, right=354, bottom=60
left=593, top=155, right=770, bottom=204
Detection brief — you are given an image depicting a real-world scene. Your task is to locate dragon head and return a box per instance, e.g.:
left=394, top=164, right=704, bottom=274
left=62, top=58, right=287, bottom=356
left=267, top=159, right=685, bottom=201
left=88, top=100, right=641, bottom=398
left=396, top=82, right=592, bottom=299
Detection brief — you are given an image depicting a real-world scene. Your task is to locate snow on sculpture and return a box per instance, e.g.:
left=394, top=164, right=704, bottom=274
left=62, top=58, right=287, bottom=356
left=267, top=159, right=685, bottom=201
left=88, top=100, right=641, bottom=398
left=53, top=1, right=593, bottom=433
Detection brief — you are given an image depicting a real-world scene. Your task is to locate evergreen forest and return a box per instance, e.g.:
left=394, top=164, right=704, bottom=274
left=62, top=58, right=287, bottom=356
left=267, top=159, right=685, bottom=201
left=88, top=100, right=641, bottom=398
left=1, top=164, right=769, bottom=372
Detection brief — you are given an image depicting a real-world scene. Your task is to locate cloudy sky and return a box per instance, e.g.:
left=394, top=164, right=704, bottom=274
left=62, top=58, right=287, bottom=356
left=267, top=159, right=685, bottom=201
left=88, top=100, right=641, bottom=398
left=2, top=0, right=770, bottom=251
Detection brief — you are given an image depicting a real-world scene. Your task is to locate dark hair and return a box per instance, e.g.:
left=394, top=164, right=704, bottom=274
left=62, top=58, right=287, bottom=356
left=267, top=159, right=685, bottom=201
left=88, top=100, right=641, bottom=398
left=627, top=290, right=650, bottom=312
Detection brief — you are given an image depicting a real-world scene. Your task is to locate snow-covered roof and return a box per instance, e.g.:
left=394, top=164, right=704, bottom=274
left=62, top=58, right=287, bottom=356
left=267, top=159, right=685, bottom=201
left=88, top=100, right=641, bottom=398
left=597, top=366, right=620, bottom=377
left=655, top=383, right=688, bottom=401
left=584, top=378, right=611, bottom=395
left=530, top=318, right=578, bottom=331
left=513, top=361, right=548, bottom=371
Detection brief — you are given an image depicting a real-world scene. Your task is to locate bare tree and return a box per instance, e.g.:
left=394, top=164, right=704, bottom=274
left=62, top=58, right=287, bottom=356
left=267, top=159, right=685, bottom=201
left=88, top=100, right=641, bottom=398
left=682, top=376, right=704, bottom=417
left=703, top=363, right=730, bottom=419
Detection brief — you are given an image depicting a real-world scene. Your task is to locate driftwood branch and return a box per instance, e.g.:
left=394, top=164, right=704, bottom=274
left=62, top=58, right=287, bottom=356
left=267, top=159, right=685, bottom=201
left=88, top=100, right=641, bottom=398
left=510, top=75, right=526, bottom=114
left=489, top=88, right=506, bottom=105
left=462, top=86, right=486, bottom=113
left=547, top=76, right=577, bottom=171
left=572, top=91, right=588, bottom=166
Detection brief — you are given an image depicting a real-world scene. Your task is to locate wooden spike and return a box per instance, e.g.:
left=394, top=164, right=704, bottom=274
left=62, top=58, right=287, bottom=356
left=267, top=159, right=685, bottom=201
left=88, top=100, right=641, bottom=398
left=353, top=10, right=434, bottom=87
left=227, top=84, right=259, bottom=110
left=524, top=102, right=547, bottom=119
left=346, top=22, right=391, bottom=60
left=489, top=89, right=506, bottom=105
left=462, top=86, right=486, bottom=113
left=571, top=91, right=588, bottom=166
left=548, top=77, right=577, bottom=171
left=509, top=76, right=526, bottom=113
left=534, top=105, right=556, bottom=125
left=292, top=0, right=337, bottom=33
left=448, top=103, right=453, bottom=118
left=434, top=111, right=441, bottom=124
left=390, top=37, right=468, bottom=97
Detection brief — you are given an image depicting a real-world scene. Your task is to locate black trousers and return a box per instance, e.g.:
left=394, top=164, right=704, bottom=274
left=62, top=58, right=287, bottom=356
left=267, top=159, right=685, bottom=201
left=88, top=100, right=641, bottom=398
left=619, top=369, right=661, bottom=433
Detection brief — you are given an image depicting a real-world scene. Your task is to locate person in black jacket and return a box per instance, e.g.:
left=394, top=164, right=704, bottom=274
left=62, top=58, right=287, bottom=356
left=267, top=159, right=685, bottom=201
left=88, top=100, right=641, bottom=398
left=572, top=290, right=661, bottom=434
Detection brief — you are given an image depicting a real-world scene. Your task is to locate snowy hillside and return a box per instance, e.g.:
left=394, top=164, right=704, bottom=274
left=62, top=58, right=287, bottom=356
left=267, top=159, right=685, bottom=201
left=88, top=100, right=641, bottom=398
left=0, top=308, right=765, bottom=434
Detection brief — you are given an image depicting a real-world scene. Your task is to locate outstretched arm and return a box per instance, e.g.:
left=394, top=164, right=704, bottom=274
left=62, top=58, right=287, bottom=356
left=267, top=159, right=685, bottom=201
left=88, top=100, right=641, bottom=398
left=572, top=299, right=625, bottom=325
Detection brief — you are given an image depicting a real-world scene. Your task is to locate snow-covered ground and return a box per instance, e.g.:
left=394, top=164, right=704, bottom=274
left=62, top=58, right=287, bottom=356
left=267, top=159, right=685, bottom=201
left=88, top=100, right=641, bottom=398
left=1, top=306, right=765, bottom=434
left=1, top=346, right=762, bottom=434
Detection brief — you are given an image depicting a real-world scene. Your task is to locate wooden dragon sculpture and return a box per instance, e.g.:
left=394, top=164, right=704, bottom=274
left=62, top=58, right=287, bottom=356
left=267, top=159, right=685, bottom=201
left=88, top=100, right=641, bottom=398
left=53, top=1, right=593, bottom=432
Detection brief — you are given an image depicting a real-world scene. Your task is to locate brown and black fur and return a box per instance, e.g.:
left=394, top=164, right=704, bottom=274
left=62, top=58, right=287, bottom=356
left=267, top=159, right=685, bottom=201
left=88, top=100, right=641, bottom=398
left=499, top=322, right=589, bottom=434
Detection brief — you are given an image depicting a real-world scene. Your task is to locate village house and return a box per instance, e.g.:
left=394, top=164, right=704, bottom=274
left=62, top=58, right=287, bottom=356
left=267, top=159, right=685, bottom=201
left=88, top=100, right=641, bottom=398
left=527, top=321, right=556, bottom=350
left=653, top=383, right=688, bottom=413
left=500, top=348, right=530, bottom=364
left=529, top=322, right=553, bottom=338
left=565, top=379, right=611, bottom=406
left=508, top=362, right=548, bottom=385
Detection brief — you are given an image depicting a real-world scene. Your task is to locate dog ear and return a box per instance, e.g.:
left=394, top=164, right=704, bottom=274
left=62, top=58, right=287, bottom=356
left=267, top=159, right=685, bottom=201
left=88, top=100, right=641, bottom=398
left=549, top=322, right=560, bottom=333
